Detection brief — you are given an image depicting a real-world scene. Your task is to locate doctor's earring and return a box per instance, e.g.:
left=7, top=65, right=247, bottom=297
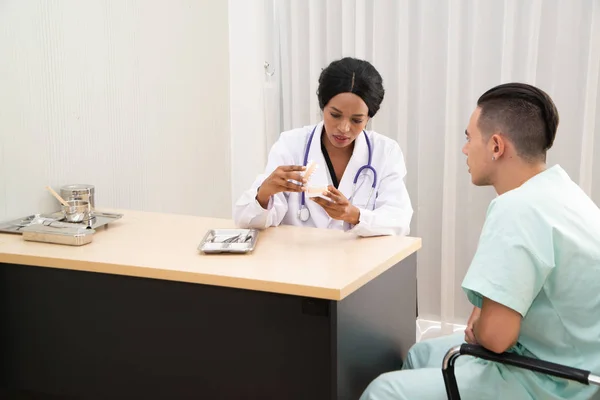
left=492, top=156, right=496, bottom=161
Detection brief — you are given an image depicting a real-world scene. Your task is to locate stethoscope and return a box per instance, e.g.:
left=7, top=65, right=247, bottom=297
left=298, top=125, right=378, bottom=222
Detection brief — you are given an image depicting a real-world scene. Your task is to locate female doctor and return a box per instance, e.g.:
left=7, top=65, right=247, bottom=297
left=234, top=57, right=413, bottom=237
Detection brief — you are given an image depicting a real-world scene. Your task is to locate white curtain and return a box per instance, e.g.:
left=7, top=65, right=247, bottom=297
left=260, top=0, right=600, bottom=333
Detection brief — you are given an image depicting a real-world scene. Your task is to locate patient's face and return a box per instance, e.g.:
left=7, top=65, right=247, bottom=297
left=462, top=107, right=494, bottom=186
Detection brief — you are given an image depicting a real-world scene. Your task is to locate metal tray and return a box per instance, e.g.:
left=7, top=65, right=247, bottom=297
left=198, top=229, right=259, bottom=254
left=0, top=211, right=123, bottom=234
left=21, top=223, right=95, bottom=246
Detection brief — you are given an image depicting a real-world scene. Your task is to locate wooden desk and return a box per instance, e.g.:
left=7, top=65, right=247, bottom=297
left=0, top=210, right=421, bottom=400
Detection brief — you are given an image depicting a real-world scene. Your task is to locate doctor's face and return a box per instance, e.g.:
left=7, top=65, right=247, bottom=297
left=462, top=107, right=494, bottom=186
left=322, top=93, right=369, bottom=149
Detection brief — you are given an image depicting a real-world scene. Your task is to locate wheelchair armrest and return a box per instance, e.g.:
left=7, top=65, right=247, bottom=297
left=441, top=344, right=599, bottom=400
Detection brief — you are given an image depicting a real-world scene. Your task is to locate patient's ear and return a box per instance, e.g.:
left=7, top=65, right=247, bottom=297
left=490, top=134, right=506, bottom=159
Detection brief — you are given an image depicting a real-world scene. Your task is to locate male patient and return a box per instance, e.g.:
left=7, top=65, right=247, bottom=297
left=361, top=83, right=600, bottom=400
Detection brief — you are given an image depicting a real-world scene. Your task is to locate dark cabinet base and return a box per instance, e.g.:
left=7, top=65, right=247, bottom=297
left=0, top=254, right=416, bottom=399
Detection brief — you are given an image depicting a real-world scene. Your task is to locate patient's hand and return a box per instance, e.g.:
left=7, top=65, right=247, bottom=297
left=464, top=306, right=481, bottom=344
left=464, top=326, right=477, bottom=344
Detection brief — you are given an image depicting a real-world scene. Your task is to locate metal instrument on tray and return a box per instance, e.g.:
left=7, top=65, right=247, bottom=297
left=21, top=223, right=96, bottom=246
left=198, top=229, right=259, bottom=254
left=0, top=211, right=123, bottom=235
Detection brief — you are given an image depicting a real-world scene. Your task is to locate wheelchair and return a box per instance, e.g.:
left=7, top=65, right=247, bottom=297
left=442, top=344, right=600, bottom=399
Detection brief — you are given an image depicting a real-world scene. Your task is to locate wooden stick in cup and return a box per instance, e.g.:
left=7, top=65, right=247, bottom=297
left=45, top=186, right=70, bottom=207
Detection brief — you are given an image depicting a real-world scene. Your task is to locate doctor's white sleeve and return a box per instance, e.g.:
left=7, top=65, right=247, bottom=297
left=233, top=138, right=292, bottom=229
left=347, top=142, right=413, bottom=237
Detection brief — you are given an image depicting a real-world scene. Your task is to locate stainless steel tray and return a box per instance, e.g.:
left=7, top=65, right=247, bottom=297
left=198, top=229, right=259, bottom=254
left=21, top=223, right=95, bottom=246
left=0, top=211, right=123, bottom=234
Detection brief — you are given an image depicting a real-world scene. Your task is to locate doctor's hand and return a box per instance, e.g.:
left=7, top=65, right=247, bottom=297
left=256, top=165, right=306, bottom=209
left=311, top=186, right=361, bottom=225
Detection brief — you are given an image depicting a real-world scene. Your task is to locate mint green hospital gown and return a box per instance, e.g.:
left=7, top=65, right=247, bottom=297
left=361, top=165, right=600, bottom=400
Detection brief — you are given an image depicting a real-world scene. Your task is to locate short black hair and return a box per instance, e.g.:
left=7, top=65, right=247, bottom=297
left=477, top=82, right=559, bottom=161
left=317, top=57, right=385, bottom=118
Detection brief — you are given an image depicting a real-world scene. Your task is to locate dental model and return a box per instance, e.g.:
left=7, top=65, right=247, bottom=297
left=303, top=161, right=331, bottom=200
left=303, top=160, right=318, bottom=182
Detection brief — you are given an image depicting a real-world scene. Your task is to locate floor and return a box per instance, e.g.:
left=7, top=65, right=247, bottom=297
left=416, top=318, right=466, bottom=342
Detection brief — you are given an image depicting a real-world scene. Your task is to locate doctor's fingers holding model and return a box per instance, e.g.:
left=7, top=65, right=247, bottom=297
left=311, top=185, right=359, bottom=225
left=255, top=165, right=307, bottom=209
left=233, top=57, right=413, bottom=237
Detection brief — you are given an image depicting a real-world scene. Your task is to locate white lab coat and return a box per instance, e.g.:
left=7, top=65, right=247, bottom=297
left=233, top=122, right=413, bottom=237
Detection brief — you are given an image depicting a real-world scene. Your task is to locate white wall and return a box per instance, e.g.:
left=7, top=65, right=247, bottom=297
left=0, top=0, right=231, bottom=221
left=228, top=0, right=268, bottom=207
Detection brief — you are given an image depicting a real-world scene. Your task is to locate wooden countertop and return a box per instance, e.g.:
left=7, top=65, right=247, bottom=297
left=0, top=209, right=421, bottom=300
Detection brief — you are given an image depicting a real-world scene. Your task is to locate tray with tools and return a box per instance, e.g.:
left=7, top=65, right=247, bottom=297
left=0, top=211, right=123, bottom=234
left=20, top=222, right=96, bottom=246
left=198, top=229, right=259, bottom=254
left=0, top=211, right=123, bottom=246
